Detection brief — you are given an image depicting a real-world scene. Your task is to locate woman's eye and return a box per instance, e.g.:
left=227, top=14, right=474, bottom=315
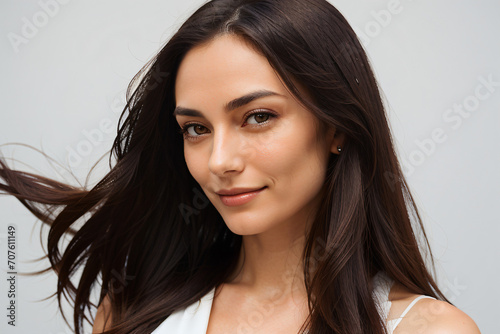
left=185, top=124, right=209, bottom=137
left=246, top=113, right=270, bottom=125
left=179, top=110, right=277, bottom=140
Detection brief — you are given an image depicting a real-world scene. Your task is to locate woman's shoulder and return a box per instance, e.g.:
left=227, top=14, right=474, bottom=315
left=93, top=295, right=113, bottom=333
left=388, top=281, right=481, bottom=333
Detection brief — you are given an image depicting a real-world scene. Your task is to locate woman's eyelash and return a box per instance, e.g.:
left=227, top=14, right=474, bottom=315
left=177, top=109, right=278, bottom=139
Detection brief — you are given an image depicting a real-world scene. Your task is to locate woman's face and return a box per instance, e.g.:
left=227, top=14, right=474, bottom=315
left=174, top=34, right=337, bottom=236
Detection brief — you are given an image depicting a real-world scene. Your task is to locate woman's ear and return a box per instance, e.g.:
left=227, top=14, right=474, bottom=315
left=328, top=128, right=345, bottom=155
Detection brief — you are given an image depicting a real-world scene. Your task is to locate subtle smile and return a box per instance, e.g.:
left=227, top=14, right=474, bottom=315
left=217, top=186, right=267, bottom=206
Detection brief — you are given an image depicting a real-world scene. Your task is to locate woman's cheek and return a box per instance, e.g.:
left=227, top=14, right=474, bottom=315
left=184, top=148, right=205, bottom=181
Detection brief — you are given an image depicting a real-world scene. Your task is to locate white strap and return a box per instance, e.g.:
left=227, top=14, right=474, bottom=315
left=392, top=295, right=436, bottom=329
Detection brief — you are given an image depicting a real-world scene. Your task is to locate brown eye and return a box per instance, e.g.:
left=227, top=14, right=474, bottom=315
left=246, top=112, right=272, bottom=125
left=181, top=124, right=209, bottom=138
left=191, top=125, right=209, bottom=135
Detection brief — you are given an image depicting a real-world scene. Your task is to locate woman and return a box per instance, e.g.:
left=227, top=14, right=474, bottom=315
left=0, top=0, right=480, bottom=333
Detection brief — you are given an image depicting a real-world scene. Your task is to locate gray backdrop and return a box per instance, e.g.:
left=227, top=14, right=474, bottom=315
left=0, top=0, right=498, bottom=333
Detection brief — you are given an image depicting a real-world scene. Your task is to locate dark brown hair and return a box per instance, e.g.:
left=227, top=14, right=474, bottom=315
left=0, top=0, right=451, bottom=333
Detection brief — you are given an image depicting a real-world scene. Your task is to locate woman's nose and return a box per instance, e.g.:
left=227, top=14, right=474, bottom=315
left=207, top=129, right=245, bottom=177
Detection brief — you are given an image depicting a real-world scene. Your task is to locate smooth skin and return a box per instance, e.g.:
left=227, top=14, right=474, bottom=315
left=93, top=34, right=480, bottom=333
left=174, top=33, right=337, bottom=333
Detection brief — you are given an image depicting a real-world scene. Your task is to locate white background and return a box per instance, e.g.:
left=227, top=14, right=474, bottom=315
left=0, top=0, right=498, bottom=333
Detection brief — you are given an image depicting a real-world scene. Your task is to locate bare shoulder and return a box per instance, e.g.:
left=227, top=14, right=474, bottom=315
left=407, top=298, right=481, bottom=333
left=389, top=282, right=481, bottom=333
left=92, top=295, right=113, bottom=333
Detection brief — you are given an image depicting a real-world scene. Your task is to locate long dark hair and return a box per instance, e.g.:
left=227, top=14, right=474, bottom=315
left=0, top=0, right=451, bottom=333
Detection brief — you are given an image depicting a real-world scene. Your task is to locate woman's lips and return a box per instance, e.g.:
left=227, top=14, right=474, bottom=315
left=218, top=186, right=267, bottom=206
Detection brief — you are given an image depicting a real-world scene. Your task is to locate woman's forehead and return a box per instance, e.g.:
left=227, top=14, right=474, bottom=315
left=174, top=35, right=288, bottom=102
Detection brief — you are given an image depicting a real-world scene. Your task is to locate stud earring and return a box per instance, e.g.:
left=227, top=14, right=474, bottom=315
left=337, top=145, right=342, bottom=152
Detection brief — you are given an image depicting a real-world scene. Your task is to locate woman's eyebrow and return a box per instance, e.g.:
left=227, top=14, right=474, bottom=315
left=173, top=89, right=284, bottom=117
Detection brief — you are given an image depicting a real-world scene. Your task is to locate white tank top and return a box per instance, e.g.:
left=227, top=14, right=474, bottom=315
left=372, top=271, right=437, bottom=333
left=151, top=271, right=436, bottom=333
